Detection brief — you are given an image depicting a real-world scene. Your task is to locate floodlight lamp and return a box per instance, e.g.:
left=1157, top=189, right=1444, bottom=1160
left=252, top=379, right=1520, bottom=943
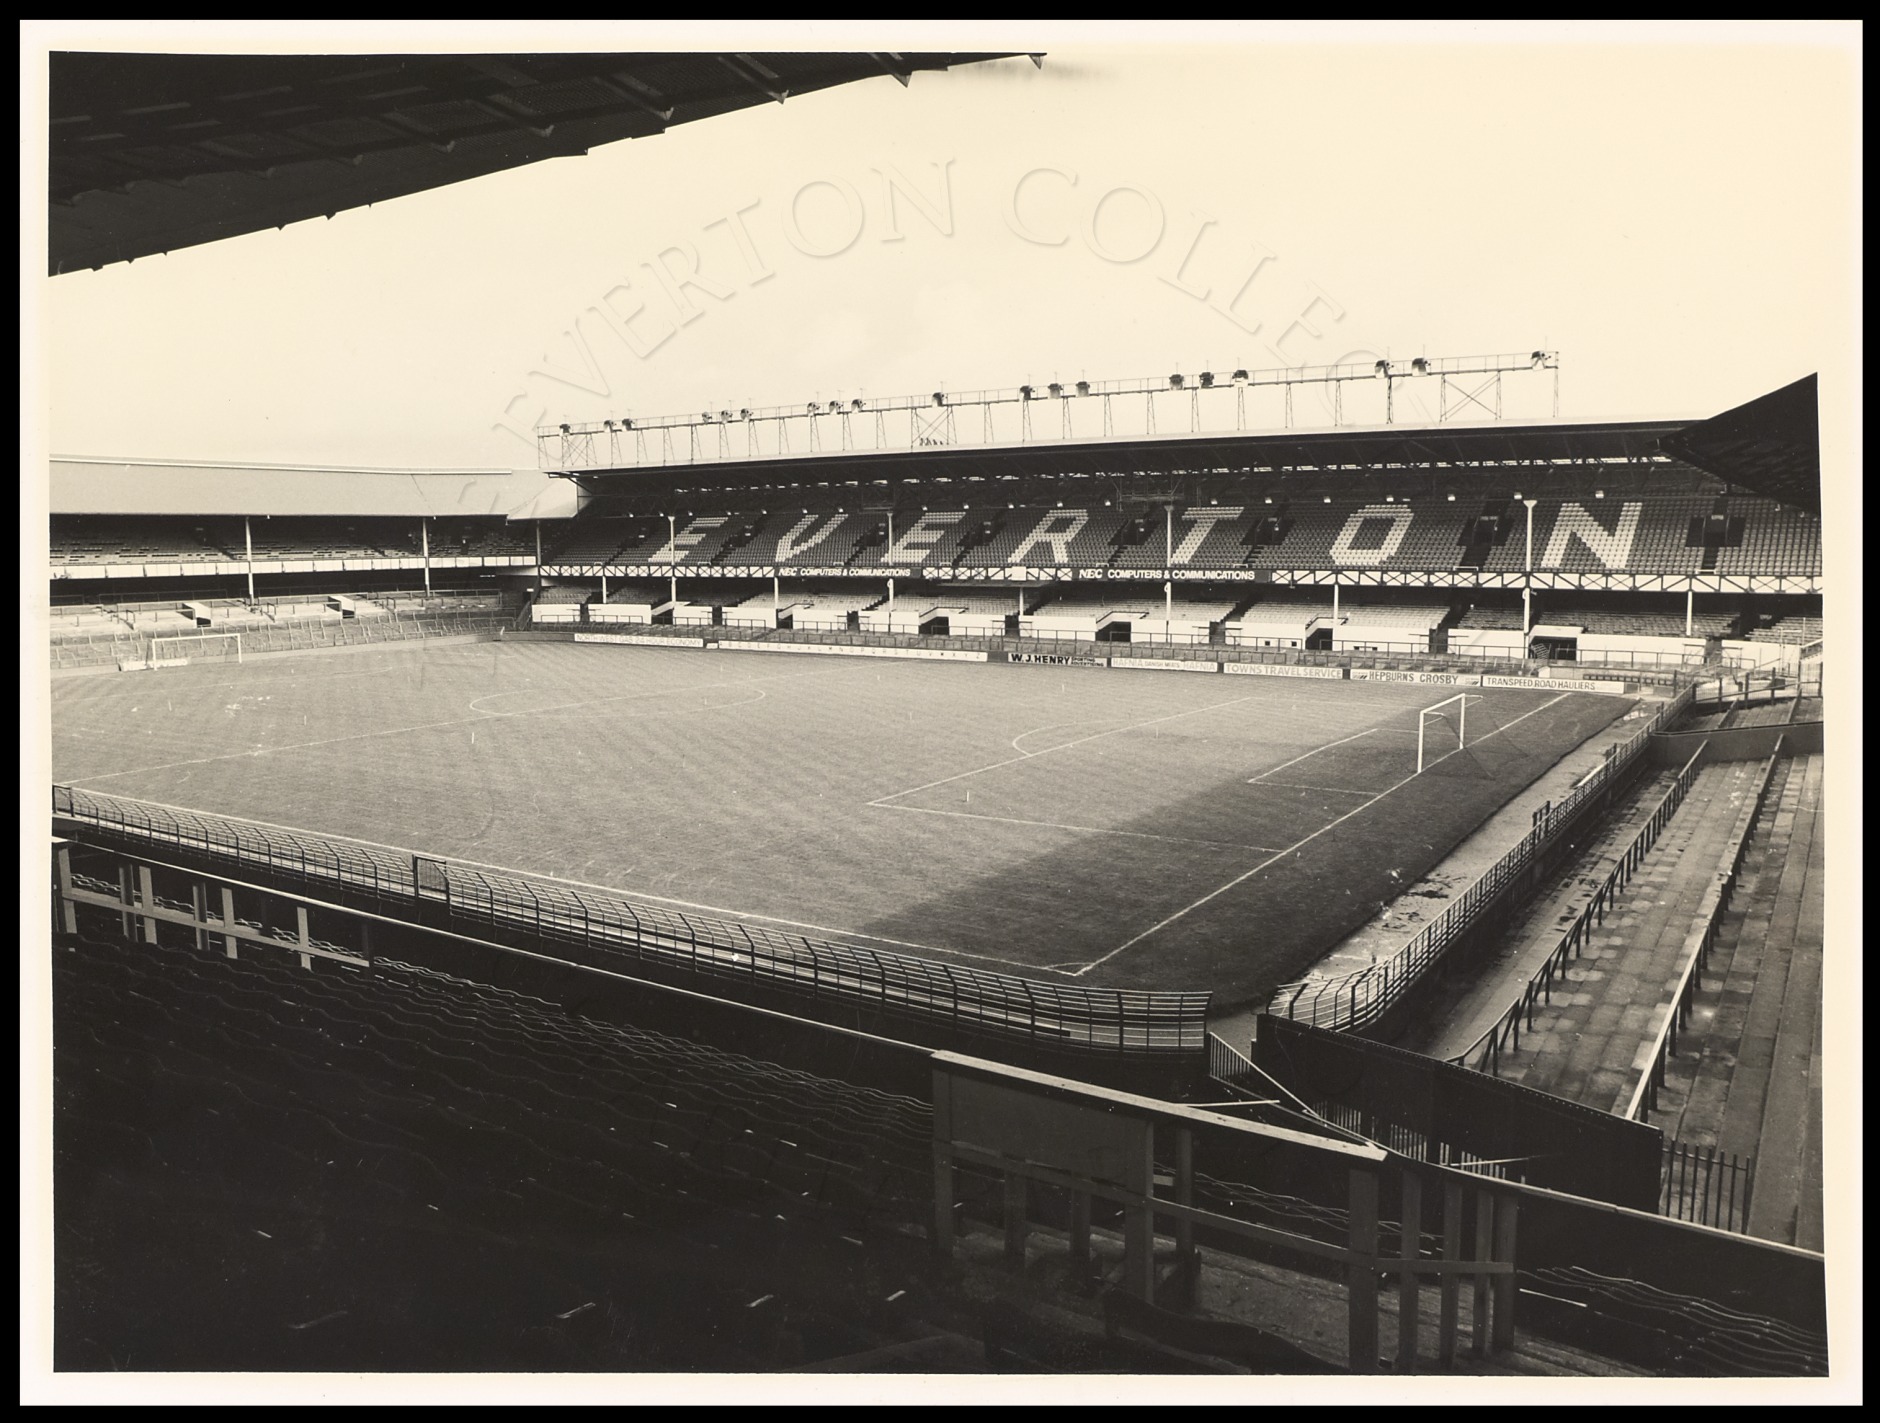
left=559, top=423, right=571, bottom=434
left=1200, top=371, right=1214, bottom=388
left=1020, top=385, right=1034, bottom=400
left=1411, top=358, right=1430, bottom=375
left=1169, top=373, right=1184, bottom=389
left=851, top=399, right=864, bottom=411
left=806, top=402, right=819, bottom=414
left=721, top=411, right=734, bottom=422
left=826, top=401, right=839, bottom=414
left=1374, top=361, right=1390, bottom=377
left=1048, top=383, right=1064, bottom=397
left=622, top=418, right=633, bottom=430
left=1531, top=351, right=1547, bottom=367
left=1232, top=369, right=1249, bottom=384
left=740, top=409, right=752, bottom=421
left=933, top=392, right=946, bottom=406
left=1075, top=381, right=1091, bottom=396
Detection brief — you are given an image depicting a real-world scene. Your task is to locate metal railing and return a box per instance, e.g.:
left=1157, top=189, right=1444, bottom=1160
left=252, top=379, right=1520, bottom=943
left=50, top=785, right=1210, bottom=1059
left=1265, top=684, right=1696, bottom=1034
left=1450, top=746, right=1707, bottom=1076
left=1206, top=1030, right=1260, bottom=1087
left=1625, top=740, right=1784, bottom=1120
left=1661, top=1140, right=1756, bottom=1235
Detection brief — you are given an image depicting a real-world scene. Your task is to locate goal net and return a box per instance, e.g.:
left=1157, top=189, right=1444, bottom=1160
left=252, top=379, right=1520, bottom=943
left=147, top=631, right=243, bottom=668
left=1416, top=692, right=1469, bottom=773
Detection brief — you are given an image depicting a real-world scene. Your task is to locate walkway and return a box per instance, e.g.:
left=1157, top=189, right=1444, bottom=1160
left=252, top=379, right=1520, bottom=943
left=1649, top=754, right=1825, bottom=1250
left=1421, top=758, right=1760, bottom=1113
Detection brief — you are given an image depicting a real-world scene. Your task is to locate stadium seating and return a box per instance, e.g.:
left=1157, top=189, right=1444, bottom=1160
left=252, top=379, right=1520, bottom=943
left=525, top=492, right=1823, bottom=582
left=1744, top=615, right=1823, bottom=646
left=50, top=516, right=225, bottom=566
left=738, top=511, right=872, bottom=568
left=1713, top=503, right=1822, bottom=577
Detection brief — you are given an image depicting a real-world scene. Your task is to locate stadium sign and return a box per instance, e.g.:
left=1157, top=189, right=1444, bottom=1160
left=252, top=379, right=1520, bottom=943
left=1221, top=662, right=1348, bottom=680
left=1351, top=668, right=1482, bottom=686
left=574, top=632, right=707, bottom=648
left=1482, top=673, right=1630, bottom=695
left=714, top=642, right=987, bottom=662
left=1112, top=657, right=1219, bottom=673
left=1006, top=652, right=1105, bottom=667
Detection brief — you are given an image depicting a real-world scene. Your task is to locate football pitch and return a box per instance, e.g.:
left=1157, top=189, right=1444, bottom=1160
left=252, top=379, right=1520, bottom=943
left=50, top=639, right=1637, bottom=1008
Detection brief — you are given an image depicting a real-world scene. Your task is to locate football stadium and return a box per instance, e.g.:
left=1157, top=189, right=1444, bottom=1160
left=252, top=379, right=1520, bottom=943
left=34, top=36, right=1852, bottom=1394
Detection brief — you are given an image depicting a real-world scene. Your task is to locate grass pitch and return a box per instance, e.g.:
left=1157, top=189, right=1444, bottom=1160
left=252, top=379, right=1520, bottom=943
left=51, top=639, right=1636, bottom=1008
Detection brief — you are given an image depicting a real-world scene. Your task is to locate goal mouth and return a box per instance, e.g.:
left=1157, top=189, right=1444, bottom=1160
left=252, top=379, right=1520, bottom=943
left=145, top=631, right=243, bottom=668
left=1416, top=692, right=1470, bottom=773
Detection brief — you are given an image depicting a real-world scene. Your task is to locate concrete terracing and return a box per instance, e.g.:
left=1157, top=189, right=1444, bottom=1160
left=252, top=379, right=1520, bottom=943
left=1651, top=755, right=1825, bottom=1249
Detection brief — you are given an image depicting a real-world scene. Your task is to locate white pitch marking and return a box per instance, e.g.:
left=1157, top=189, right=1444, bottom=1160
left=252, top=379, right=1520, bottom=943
left=1247, top=726, right=1379, bottom=783
left=871, top=800, right=1284, bottom=852
left=1076, top=692, right=1575, bottom=973
left=1251, top=781, right=1377, bottom=796
left=1009, top=719, right=1123, bottom=755
left=871, top=692, right=1278, bottom=806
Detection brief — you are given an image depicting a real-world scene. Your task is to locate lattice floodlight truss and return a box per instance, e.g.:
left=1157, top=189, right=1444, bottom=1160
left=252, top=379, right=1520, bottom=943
left=539, top=353, right=1564, bottom=472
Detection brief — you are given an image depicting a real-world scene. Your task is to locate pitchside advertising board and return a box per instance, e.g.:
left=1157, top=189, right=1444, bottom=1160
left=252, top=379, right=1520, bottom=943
left=1221, top=662, right=1348, bottom=680
left=710, top=642, right=988, bottom=662
left=1481, top=673, right=1633, bottom=695
left=573, top=633, right=707, bottom=648
left=1350, top=668, right=1484, bottom=686
left=1004, top=652, right=1107, bottom=667
left=1111, top=657, right=1220, bottom=673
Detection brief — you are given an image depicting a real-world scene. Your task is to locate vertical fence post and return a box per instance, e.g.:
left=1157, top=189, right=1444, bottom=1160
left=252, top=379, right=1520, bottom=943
left=1439, top=1179, right=1463, bottom=1367
left=1346, top=1169, right=1380, bottom=1373
left=221, top=886, right=239, bottom=958
left=930, top=1072, right=954, bottom=1255
left=54, top=843, right=78, bottom=935
left=1175, top=1126, right=1196, bottom=1270
left=1471, top=1190, right=1495, bottom=1358
left=1491, top=1194, right=1519, bottom=1353
left=136, top=865, right=159, bottom=944
left=1397, top=1171, right=1423, bottom=1372
left=1123, top=1122, right=1156, bottom=1303
left=295, top=905, right=313, bottom=971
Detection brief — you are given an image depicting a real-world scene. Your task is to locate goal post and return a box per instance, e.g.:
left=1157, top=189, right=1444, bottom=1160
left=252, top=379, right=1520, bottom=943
left=147, top=631, right=243, bottom=667
left=1416, top=692, right=1469, bottom=773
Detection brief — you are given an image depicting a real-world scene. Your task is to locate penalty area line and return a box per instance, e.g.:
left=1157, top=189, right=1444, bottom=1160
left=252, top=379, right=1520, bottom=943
left=1076, top=691, right=1573, bottom=976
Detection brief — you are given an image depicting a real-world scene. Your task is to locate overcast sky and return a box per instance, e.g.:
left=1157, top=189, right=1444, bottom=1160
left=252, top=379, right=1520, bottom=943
left=31, top=22, right=1861, bottom=474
